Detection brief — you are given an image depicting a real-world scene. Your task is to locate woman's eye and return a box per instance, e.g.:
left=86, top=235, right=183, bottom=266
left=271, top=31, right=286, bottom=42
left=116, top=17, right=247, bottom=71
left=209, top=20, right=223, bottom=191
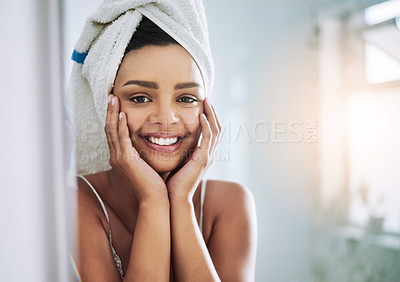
left=177, top=96, right=197, bottom=103
left=130, top=96, right=151, bottom=103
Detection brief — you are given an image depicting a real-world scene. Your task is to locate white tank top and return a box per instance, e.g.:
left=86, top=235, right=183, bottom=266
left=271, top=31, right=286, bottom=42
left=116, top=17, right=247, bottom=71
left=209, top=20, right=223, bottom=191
left=78, top=175, right=207, bottom=279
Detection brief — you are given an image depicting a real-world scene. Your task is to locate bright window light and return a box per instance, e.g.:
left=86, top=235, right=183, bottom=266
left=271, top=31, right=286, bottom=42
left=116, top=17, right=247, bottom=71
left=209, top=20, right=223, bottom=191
left=365, top=0, right=400, bottom=25
left=347, top=91, right=400, bottom=233
left=365, top=43, right=400, bottom=84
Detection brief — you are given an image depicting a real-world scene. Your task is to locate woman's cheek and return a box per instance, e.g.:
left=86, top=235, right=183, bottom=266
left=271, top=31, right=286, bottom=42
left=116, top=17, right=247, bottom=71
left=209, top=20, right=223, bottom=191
left=182, top=111, right=201, bottom=133
left=129, top=123, right=144, bottom=137
left=125, top=112, right=145, bottom=134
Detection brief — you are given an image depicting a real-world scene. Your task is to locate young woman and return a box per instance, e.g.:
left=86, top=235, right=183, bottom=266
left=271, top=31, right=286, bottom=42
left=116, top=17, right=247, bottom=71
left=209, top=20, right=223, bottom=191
left=75, top=13, right=257, bottom=282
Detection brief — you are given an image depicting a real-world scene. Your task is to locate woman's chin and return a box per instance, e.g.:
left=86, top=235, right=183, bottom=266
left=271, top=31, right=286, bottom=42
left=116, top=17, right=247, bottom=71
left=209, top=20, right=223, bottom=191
left=145, top=157, right=183, bottom=175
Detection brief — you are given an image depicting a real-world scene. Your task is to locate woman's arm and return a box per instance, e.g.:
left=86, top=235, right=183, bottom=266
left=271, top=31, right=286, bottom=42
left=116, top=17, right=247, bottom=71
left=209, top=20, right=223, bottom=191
left=124, top=196, right=171, bottom=281
left=169, top=182, right=257, bottom=282
left=169, top=196, right=220, bottom=281
left=206, top=183, right=257, bottom=281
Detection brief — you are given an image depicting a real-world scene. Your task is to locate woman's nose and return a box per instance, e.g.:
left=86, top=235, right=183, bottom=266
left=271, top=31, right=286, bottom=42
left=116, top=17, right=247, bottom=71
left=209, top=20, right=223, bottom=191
left=148, top=103, right=179, bottom=126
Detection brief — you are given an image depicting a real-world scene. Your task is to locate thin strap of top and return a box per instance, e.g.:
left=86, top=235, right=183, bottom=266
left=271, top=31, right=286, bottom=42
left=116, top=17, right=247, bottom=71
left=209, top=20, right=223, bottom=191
left=199, top=179, right=207, bottom=235
left=78, top=175, right=111, bottom=225
left=77, top=175, right=124, bottom=279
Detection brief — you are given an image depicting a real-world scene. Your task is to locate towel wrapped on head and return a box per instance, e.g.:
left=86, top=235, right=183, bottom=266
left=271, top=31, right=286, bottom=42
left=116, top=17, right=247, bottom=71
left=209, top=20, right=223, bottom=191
left=66, top=0, right=214, bottom=175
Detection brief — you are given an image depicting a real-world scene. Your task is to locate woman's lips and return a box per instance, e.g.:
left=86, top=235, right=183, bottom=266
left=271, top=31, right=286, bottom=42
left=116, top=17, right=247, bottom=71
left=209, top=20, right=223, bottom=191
left=142, top=136, right=183, bottom=153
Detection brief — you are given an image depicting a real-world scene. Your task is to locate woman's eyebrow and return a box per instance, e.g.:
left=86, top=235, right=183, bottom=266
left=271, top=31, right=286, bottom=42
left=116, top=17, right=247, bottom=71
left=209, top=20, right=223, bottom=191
left=123, top=80, right=158, bottom=89
left=122, top=80, right=201, bottom=90
left=175, top=82, right=201, bottom=90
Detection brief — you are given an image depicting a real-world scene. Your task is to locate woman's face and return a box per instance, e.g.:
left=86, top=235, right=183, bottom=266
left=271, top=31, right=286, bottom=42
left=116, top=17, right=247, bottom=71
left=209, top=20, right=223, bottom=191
left=113, top=44, right=204, bottom=174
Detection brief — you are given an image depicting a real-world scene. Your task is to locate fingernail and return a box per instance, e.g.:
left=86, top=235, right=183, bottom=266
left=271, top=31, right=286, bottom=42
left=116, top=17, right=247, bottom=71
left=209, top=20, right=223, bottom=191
left=108, top=95, right=112, bottom=103
left=119, top=112, right=123, bottom=119
left=112, top=97, right=116, bottom=105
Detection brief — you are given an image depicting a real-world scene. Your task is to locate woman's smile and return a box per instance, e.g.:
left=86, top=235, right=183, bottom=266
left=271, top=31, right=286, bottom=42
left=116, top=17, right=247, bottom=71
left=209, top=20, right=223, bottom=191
left=140, top=132, right=185, bottom=153
left=142, top=135, right=183, bottom=153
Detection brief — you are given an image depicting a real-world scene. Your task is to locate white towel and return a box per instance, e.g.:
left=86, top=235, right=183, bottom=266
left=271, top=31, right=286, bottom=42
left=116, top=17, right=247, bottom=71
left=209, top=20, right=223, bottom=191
left=66, top=0, right=214, bottom=175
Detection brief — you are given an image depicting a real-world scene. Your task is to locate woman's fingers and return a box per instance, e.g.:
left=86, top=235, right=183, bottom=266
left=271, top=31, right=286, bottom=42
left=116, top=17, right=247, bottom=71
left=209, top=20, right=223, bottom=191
left=105, top=95, right=121, bottom=161
left=209, top=102, right=222, bottom=141
left=118, top=111, right=130, bottom=160
left=203, top=98, right=221, bottom=155
left=105, top=95, right=115, bottom=158
left=118, top=111, right=140, bottom=162
left=193, top=113, right=212, bottom=165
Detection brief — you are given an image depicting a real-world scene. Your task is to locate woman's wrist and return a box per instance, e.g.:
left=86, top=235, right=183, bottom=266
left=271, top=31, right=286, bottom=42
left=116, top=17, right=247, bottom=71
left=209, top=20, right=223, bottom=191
left=168, top=194, right=195, bottom=208
left=138, top=190, right=170, bottom=206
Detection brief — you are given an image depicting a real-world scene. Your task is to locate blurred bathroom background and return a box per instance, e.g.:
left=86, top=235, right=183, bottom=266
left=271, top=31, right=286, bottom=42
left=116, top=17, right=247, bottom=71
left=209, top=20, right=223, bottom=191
left=1, top=0, right=399, bottom=281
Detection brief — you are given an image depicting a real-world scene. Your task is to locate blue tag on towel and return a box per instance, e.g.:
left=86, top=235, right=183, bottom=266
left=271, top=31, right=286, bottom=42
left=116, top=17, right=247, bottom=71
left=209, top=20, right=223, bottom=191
left=71, top=50, right=88, bottom=64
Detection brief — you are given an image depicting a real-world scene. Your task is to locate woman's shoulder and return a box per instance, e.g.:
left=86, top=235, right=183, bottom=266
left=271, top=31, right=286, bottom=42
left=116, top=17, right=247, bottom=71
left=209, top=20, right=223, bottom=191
left=76, top=173, right=99, bottom=201
left=204, top=179, right=255, bottom=217
left=202, top=179, right=257, bottom=262
left=76, top=173, right=110, bottom=231
left=205, top=179, right=254, bottom=200
left=76, top=172, right=109, bottom=199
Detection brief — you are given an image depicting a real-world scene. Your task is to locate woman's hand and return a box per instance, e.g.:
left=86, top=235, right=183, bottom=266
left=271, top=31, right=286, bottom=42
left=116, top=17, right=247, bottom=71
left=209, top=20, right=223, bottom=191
left=105, top=94, right=168, bottom=203
left=166, top=98, right=221, bottom=201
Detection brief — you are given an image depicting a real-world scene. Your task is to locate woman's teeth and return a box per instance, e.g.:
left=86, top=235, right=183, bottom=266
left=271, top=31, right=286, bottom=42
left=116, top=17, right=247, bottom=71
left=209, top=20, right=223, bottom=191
left=147, top=136, right=179, bottom=146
